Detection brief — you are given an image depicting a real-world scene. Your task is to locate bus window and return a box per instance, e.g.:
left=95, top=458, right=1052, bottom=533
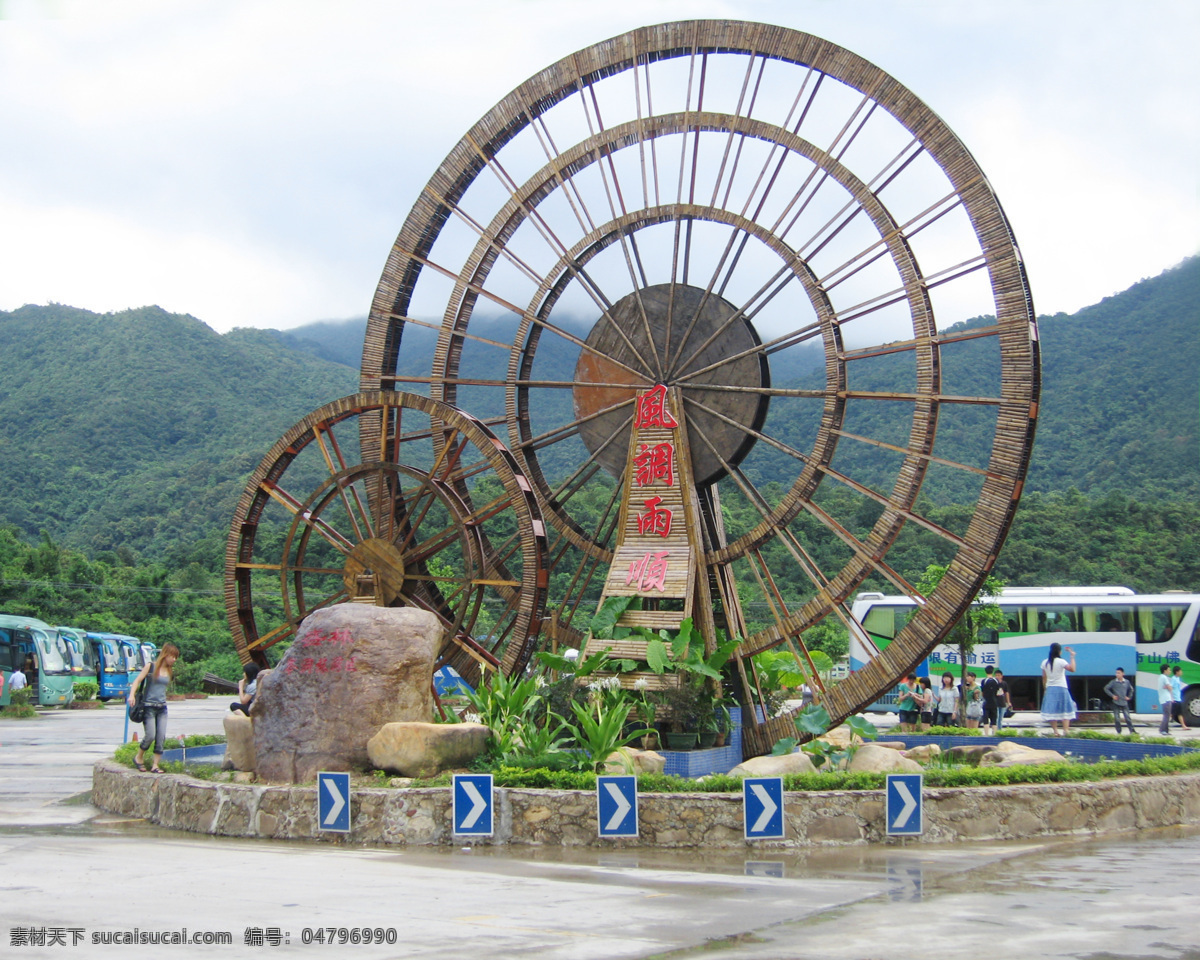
left=861, top=605, right=916, bottom=645
left=999, top=606, right=1024, bottom=633
left=1036, top=606, right=1078, bottom=633
left=1136, top=604, right=1188, bottom=643
left=1081, top=604, right=1134, bottom=633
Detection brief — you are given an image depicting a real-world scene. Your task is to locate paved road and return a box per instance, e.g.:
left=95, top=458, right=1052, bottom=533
left=3, top=700, right=1200, bottom=959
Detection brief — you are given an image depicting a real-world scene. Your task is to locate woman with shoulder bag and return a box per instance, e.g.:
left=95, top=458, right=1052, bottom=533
left=963, top=672, right=983, bottom=729
left=128, top=643, right=181, bottom=773
left=917, top=677, right=935, bottom=732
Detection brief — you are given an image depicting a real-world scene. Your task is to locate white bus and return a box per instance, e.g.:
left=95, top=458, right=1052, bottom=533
left=849, top=587, right=1200, bottom=718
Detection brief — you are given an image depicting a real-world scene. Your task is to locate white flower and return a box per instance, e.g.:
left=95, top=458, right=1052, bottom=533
left=534, top=675, right=547, bottom=688
left=633, top=677, right=649, bottom=691
left=587, top=680, right=603, bottom=692
left=603, top=676, right=622, bottom=690
left=463, top=712, right=482, bottom=724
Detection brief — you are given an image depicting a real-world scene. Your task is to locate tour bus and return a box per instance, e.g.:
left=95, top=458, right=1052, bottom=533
left=0, top=613, right=76, bottom=706
left=849, top=587, right=1200, bottom=719
left=84, top=632, right=133, bottom=700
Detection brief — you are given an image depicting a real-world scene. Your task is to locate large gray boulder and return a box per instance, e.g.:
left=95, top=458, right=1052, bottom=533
left=367, top=722, right=492, bottom=778
left=252, top=605, right=442, bottom=783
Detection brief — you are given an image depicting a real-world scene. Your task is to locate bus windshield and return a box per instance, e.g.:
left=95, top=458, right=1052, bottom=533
left=33, top=629, right=70, bottom=674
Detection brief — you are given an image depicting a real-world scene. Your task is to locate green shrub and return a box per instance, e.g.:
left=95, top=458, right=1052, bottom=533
left=73, top=680, right=99, bottom=701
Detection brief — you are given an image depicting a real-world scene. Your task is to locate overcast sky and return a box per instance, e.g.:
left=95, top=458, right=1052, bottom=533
left=1, top=0, right=1196, bottom=333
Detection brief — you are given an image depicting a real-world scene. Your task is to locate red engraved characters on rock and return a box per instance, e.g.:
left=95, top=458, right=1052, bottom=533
left=634, top=384, right=678, bottom=429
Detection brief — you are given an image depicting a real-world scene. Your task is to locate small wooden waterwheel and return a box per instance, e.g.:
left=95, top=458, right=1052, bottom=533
left=352, top=21, right=1038, bottom=752
left=225, top=392, right=548, bottom=686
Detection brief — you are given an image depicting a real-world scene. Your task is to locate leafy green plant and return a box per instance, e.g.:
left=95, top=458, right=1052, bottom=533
left=458, top=668, right=543, bottom=757
left=771, top=704, right=877, bottom=768
left=564, top=698, right=648, bottom=773
left=73, top=680, right=99, bottom=701
left=1, top=686, right=38, bottom=718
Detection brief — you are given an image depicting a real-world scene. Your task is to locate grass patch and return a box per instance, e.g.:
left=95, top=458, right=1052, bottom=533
left=114, top=734, right=226, bottom=767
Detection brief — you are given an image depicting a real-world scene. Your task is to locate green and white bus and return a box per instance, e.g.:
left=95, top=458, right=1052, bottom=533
left=0, top=613, right=76, bottom=706
left=849, top=587, right=1200, bottom=718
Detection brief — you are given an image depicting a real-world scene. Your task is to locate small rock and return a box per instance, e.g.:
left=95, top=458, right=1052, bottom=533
left=979, top=740, right=1045, bottom=766
left=368, top=722, right=492, bottom=778
left=902, top=744, right=942, bottom=762
left=946, top=744, right=993, bottom=765
left=873, top=741, right=907, bottom=751
left=991, top=750, right=1067, bottom=767
left=847, top=743, right=923, bottom=774
left=602, top=748, right=665, bottom=775
left=389, top=777, right=415, bottom=788
left=729, top=751, right=817, bottom=777
left=223, top=713, right=256, bottom=772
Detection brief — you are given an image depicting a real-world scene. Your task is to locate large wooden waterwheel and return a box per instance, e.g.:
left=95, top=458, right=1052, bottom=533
left=358, top=20, right=1039, bottom=749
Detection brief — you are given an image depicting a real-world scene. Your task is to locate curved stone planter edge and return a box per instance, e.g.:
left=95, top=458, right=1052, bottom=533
left=92, top=759, right=1200, bottom=848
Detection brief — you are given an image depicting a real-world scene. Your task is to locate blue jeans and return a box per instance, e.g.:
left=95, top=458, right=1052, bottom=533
left=142, top=704, right=168, bottom=755
left=1112, top=702, right=1134, bottom=733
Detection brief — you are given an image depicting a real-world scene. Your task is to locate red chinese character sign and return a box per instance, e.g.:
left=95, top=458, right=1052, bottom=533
left=634, top=442, right=675, bottom=488
left=634, top=384, right=678, bottom=429
left=602, top=385, right=696, bottom=604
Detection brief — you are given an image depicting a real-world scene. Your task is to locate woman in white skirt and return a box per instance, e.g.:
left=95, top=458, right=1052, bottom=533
left=1040, top=642, right=1077, bottom=735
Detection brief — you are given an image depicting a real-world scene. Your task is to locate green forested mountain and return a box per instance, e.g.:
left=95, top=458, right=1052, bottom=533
left=0, top=304, right=357, bottom=566
left=0, top=262, right=1196, bottom=683
left=1027, top=258, right=1198, bottom=497
left=0, top=259, right=1195, bottom=569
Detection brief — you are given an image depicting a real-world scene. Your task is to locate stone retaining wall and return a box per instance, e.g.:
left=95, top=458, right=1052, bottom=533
left=92, top=760, right=1200, bottom=848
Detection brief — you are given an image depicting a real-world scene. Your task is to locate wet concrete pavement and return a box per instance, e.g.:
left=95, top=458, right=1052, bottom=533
left=3, top=700, right=1200, bottom=959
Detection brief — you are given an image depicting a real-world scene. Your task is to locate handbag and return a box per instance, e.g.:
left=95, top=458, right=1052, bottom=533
left=1004, top=706, right=1015, bottom=719
left=128, top=688, right=147, bottom=723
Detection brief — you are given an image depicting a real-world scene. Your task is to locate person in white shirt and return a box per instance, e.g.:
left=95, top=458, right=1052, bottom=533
left=1171, top=665, right=1189, bottom=731
left=1157, top=663, right=1175, bottom=735
left=1040, top=642, right=1077, bottom=736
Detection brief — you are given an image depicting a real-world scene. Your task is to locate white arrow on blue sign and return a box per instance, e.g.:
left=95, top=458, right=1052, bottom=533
left=597, top=775, right=638, bottom=838
left=886, top=773, right=923, bottom=836
left=317, top=771, right=351, bottom=833
left=743, top=777, right=784, bottom=840
left=453, top=773, right=494, bottom=836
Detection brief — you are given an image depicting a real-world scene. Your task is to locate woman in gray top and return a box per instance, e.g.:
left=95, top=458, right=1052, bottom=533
left=128, top=643, right=180, bottom=773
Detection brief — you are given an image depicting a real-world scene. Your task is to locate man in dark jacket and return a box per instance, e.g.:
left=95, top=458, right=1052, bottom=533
left=1103, top=667, right=1136, bottom=734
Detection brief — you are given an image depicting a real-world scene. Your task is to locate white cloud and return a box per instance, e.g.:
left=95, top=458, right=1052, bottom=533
left=0, top=0, right=1195, bottom=331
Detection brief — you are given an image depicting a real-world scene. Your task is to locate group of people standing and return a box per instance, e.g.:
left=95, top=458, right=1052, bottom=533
left=1157, top=663, right=1191, bottom=735
left=895, top=665, right=1010, bottom=734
